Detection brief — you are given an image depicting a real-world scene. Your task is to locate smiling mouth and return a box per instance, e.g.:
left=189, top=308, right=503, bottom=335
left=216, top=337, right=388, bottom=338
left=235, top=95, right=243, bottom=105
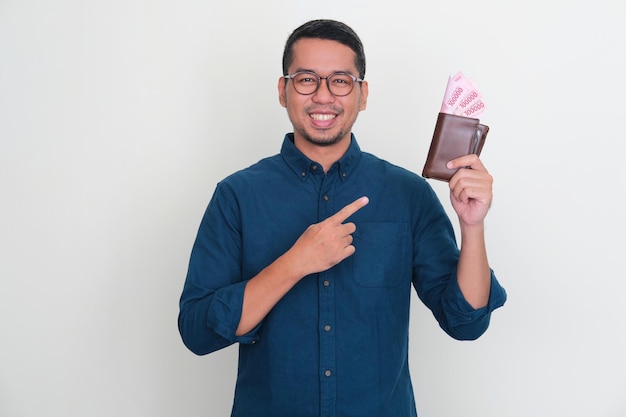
left=310, top=113, right=336, bottom=121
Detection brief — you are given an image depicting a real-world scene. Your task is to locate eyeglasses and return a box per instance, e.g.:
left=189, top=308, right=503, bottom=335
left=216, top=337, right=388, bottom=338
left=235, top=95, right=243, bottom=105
left=283, top=71, right=364, bottom=96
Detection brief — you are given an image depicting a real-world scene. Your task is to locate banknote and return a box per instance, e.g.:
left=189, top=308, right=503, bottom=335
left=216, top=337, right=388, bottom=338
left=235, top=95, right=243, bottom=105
left=439, top=71, right=486, bottom=118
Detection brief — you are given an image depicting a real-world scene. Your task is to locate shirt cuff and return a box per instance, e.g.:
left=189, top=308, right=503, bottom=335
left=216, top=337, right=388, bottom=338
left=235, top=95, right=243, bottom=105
left=206, top=280, right=261, bottom=345
left=442, top=270, right=507, bottom=330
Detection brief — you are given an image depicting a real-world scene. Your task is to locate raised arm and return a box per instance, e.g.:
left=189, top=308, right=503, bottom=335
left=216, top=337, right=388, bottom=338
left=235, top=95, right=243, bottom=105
left=447, top=154, right=493, bottom=309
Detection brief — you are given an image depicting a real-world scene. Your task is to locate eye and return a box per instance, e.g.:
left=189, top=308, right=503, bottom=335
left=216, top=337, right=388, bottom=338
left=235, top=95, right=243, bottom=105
left=330, top=74, right=353, bottom=86
left=294, top=73, right=318, bottom=85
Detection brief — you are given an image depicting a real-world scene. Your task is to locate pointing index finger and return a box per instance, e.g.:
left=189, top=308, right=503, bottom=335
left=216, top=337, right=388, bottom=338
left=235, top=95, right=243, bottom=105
left=331, top=196, right=369, bottom=223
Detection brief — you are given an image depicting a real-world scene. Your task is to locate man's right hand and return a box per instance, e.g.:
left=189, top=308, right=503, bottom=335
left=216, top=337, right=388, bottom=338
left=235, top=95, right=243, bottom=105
left=289, top=196, right=369, bottom=276
left=236, top=196, right=369, bottom=336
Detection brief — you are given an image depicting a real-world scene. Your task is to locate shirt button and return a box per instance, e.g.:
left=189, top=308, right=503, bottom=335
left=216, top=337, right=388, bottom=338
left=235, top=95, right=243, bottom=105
left=324, top=325, right=331, bottom=332
left=323, top=195, right=329, bottom=202
left=325, top=370, right=332, bottom=377
left=323, top=280, right=330, bottom=287
left=312, top=165, right=318, bottom=171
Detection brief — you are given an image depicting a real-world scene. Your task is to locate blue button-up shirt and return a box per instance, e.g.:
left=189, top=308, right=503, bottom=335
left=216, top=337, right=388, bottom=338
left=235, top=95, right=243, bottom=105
left=179, top=134, right=506, bottom=417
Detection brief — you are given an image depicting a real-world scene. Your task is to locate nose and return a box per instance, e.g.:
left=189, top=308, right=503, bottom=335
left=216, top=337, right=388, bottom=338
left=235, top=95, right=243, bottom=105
left=312, top=78, right=335, bottom=103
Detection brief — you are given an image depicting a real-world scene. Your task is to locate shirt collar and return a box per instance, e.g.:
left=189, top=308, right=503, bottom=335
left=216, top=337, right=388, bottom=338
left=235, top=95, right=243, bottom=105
left=280, top=133, right=362, bottom=182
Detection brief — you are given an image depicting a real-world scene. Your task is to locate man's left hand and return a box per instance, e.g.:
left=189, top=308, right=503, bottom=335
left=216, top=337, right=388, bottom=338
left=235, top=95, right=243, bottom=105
left=447, top=155, right=493, bottom=226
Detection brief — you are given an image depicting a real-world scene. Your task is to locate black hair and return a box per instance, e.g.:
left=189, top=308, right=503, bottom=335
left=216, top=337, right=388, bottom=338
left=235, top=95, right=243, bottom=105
left=282, top=19, right=366, bottom=79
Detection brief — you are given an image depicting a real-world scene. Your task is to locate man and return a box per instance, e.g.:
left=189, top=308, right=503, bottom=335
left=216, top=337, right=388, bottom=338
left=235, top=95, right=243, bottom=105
left=178, top=19, right=506, bottom=417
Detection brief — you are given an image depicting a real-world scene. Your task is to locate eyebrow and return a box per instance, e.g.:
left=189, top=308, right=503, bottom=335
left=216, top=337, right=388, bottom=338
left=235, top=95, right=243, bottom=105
left=291, top=67, right=358, bottom=76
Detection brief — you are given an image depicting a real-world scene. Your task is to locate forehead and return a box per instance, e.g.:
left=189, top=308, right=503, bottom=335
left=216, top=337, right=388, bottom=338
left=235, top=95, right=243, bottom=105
left=289, top=38, right=358, bottom=74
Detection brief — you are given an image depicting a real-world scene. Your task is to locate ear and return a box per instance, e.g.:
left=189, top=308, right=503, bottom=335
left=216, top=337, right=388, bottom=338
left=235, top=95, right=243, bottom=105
left=277, top=77, right=287, bottom=108
left=359, top=80, right=369, bottom=111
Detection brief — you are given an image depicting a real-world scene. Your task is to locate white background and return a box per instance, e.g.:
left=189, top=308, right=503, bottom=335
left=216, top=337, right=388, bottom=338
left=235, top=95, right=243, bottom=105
left=1, top=1, right=625, bottom=416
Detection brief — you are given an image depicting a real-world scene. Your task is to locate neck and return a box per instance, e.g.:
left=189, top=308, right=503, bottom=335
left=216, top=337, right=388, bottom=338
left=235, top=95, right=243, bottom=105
left=293, top=135, right=351, bottom=173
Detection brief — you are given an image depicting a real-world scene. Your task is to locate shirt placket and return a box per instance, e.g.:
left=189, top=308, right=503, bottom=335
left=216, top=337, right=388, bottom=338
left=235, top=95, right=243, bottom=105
left=317, top=168, right=337, bottom=417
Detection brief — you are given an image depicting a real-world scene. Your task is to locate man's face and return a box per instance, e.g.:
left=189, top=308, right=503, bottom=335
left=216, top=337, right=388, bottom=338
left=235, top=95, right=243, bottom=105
left=278, top=38, right=368, bottom=148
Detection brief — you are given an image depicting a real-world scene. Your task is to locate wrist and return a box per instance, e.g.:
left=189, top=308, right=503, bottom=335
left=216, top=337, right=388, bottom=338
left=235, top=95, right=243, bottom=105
left=459, top=221, right=485, bottom=244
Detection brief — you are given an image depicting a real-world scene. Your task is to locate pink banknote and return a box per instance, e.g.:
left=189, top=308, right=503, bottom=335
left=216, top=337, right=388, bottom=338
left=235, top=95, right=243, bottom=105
left=440, top=71, right=486, bottom=118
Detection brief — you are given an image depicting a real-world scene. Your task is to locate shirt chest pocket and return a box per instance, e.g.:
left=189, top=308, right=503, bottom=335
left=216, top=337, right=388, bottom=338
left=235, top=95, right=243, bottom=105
left=351, top=222, right=410, bottom=288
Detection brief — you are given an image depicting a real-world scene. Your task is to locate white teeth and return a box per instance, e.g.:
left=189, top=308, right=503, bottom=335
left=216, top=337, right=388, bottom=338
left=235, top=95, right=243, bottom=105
left=311, top=113, right=336, bottom=121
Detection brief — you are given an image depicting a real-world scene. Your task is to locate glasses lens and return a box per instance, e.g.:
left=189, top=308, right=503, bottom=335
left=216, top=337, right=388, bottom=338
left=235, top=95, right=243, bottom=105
left=292, top=72, right=320, bottom=95
left=328, top=73, right=355, bottom=96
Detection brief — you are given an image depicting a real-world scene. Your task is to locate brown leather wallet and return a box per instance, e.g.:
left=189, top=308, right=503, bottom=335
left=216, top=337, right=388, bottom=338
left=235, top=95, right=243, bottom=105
left=422, top=112, right=489, bottom=182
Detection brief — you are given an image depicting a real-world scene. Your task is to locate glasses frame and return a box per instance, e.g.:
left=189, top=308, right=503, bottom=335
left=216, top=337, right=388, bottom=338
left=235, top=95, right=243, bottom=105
left=282, top=71, right=364, bottom=97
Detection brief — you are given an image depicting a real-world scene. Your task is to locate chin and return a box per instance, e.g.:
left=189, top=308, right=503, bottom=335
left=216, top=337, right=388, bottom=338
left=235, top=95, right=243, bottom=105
left=303, top=132, right=346, bottom=147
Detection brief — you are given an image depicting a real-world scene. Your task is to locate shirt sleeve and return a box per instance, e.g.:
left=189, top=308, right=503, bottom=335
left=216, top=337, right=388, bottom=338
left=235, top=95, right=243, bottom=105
left=178, top=182, right=261, bottom=355
left=412, top=182, right=507, bottom=341
left=437, top=270, right=506, bottom=340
